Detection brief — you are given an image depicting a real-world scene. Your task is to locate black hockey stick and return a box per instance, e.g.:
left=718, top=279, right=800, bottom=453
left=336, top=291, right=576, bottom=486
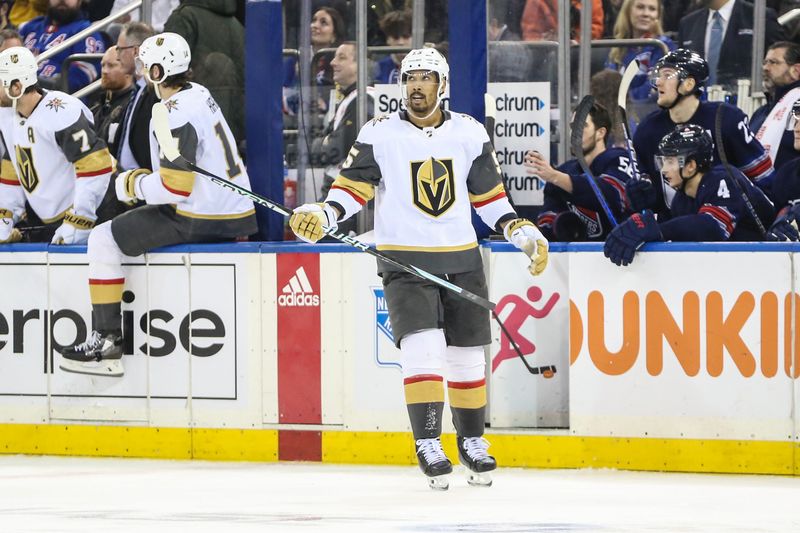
left=153, top=103, right=556, bottom=378
left=571, top=95, right=618, bottom=227
left=714, top=105, right=767, bottom=237
left=617, top=59, right=644, bottom=182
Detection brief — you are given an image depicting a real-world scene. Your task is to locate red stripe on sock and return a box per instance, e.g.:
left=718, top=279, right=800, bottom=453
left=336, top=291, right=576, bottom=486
left=403, top=374, right=444, bottom=385
left=447, top=378, right=486, bottom=390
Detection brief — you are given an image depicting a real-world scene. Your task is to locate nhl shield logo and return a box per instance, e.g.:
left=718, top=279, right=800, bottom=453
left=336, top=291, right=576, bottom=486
left=410, top=157, right=455, bottom=217
left=372, top=287, right=401, bottom=369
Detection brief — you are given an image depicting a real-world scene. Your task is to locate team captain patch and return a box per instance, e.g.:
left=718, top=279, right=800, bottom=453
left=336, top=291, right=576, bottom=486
left=410, top=157, right=455, bottom=217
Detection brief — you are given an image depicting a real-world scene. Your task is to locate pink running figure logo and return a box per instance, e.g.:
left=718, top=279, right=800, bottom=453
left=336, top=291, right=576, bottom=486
left=491, top=286, right=559, bottom=373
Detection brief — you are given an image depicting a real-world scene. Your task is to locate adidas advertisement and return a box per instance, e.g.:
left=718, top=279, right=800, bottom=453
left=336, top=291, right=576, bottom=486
left=276, top=254, right=322, bottom=424
left=278, top=266, right=319, bottom=306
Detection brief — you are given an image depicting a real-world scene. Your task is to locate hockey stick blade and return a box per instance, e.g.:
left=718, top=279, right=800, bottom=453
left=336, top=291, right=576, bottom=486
left=571, top=95, right=618, bottom=227
left=151, top=103, right=496, bottom=311
left=714, top=105, right=767, bottom=236
left=617, top=59, right=643, bottom=182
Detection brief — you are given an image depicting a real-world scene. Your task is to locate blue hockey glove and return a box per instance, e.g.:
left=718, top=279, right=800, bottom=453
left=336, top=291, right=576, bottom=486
left=766, top=204, right=800, bottom=242
left=625, top=177, right=658, bottom=212
left=604, top=210, right=662, bottom=266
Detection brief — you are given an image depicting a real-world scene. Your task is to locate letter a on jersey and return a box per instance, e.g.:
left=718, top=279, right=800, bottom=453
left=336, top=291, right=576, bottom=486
left=410, top=157, right=455, bottom=217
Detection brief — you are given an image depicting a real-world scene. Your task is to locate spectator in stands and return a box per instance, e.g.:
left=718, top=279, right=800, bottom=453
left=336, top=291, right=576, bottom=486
left=606, top=0, right=675, bottom=102
left=521, top=0, right=604, bottom=41
left=283, top=6, right=345, bottom=115
left=314, top=41, right=373, bottom=236
left=489, top=0, right=538, bottom=83
left=677, top=0, right=785, bottom=88
left=9, top=0, right=46, bottom=28
left=110, top=0, right=179, bottom=32
left=91, top=45, right=134, bottom=155
left=526, top=102, right=633, bottom=241
left=113, top=21, right=156, bottom=171
left=374, top=9, right=411, bottom=85
left=164, top=0, right=245, bottom=144
left=752, top=42, right=800, bottom=171
left=602, top=0, right=624, bottom=37
left=606, top=124, right=775, bottom=266
left=0, top=29, right=22, bottom=50
left=21, top=0, right=106, bottom=92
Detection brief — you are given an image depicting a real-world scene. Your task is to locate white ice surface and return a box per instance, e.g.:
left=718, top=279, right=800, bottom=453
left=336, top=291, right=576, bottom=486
left=0, top=455, right=798, bottom=532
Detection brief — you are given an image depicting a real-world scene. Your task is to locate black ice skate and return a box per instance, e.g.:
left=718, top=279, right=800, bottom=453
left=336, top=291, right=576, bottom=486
left=59, top=331, right=124, bottom=377
left=415, top=438, right=452, bottom=490
left=457, top=436, right=496, bottom=487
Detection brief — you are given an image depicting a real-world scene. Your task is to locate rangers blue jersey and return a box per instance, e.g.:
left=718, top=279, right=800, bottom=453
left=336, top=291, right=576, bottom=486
left=21, top=14, right=105, bottom=92
left=537, top=146, right=634, bottom=240
left=633, top=102, right=773, bottom=213
left=660, top=165, right=775, bottom=242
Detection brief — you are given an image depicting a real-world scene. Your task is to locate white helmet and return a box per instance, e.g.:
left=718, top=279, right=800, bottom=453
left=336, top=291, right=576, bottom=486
left=399, top=48, right=448, bottom=117
left=0, top=47, right=38, bottom=98
left=137, top=32, right=191, bottom=85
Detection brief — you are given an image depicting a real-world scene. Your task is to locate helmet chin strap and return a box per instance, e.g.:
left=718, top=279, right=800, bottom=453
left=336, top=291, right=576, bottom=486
left=404, top=80, right=445, bottom=121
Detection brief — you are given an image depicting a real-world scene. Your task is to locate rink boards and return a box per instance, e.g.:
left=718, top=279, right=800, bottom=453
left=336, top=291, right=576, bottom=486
left=0, top=241, right=798, bottom=475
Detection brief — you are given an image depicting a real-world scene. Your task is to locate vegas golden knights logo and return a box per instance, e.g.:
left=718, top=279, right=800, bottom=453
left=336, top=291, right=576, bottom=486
left=10, top=54, right=18, bottom=63
left=410, top=157, right=455, bottom=217
left=15, top=146, right=39, bottom=193
left=156, top=37, right=164, bottom=46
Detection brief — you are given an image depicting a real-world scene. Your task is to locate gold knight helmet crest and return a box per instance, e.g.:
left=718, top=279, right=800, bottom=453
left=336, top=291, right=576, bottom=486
left=10, top=54, right=17, bottom=63
left=156, top=37, right=164, bottom=46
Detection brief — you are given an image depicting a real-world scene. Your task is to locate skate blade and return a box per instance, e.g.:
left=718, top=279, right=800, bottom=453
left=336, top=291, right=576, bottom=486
left=466, top=471, right=493, bottom=487
left=427, top=475, right=449, bottom=491
left=59, top=358, right=124, bottom=377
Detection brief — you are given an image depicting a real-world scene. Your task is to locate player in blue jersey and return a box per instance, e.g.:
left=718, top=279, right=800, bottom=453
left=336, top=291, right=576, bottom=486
left=525, top=102, right=634, bottom=240
left=20, top=0, right=105, bottom=92
left=605, top=124, right=776, bottom=266
left=765, top=100, right=800, bottom=240
left=628, top=49, right=773, bottom=217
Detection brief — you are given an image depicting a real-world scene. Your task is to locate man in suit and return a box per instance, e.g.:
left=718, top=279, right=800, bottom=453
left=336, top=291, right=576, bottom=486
left=677, top=0, right=785, bottom=88
left=114, top=21, right=157, bottom=171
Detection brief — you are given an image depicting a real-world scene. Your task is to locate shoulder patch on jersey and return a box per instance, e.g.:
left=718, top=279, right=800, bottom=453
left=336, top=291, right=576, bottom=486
left=206, top=96, right=219, bottom=114
left=45, top=97, right=66, bottom=112
left=164, top=99, right=179, bottom=113
left=369, top=114, right=390, bottom=126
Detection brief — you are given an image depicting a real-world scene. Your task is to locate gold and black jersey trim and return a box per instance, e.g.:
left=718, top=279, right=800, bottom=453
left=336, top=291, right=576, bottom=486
left=175, top=207, right=256, bottom=220
left=330, top=175, right=375, bottom=205
left=376, top=241, right=478, bottom=253
left=469, top=183, right=507, bottom=207
left=0, top=159, right=19, bottom=185
left=161, top=167, right=195, bottom=197
left=74, top=147, right=113, bottom=178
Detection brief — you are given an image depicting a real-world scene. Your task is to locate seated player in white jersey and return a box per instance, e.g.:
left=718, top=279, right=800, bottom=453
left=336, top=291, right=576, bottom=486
left=289, top=47, right=550, bottom=490
left=59, top=33, right=257, bottom=377
left=0, top=46, right=114, bottom=245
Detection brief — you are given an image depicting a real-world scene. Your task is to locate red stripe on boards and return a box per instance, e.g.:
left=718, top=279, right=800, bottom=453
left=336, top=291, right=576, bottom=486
left=277, top=254, right=322, bottom=424
left=278, top=430, right=322, bottom=461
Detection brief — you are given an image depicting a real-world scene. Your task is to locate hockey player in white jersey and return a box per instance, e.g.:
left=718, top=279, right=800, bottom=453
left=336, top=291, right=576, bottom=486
left=60, top=33, right=257, bottom=377
left=290, top=48, right=549, bottom=489
left=0, top=46, right=114, bottom=244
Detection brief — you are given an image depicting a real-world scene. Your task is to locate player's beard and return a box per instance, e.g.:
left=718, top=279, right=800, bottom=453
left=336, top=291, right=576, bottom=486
left=47, top=5, right=80, bottom=26
left=582, top=138, right=596, bottom=157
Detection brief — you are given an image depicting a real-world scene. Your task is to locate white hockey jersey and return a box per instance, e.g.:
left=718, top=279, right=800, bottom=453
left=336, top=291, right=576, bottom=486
left=142, top=83, right=254, bottom=220
left=0, top=91, right=113, bottom=225
left=325, top=111, right=516, bottom=273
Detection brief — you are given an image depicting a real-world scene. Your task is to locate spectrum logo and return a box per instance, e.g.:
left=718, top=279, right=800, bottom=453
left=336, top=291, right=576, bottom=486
left=278, top=266, right=320, bottom=307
